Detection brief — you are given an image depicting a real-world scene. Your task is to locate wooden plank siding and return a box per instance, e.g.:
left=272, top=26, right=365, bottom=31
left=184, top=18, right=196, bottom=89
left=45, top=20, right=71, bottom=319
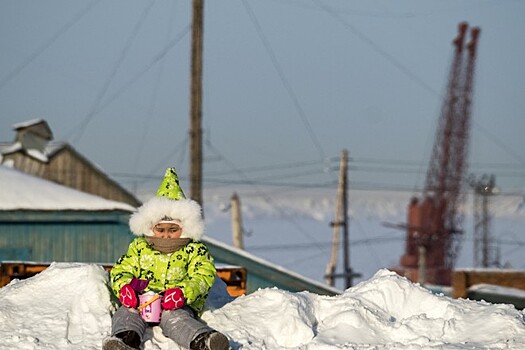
left=2, top=144, right=141, bottom=207
left=0, top=211, right=134, bottom=264
left=2, top=151, right=46, bottom=177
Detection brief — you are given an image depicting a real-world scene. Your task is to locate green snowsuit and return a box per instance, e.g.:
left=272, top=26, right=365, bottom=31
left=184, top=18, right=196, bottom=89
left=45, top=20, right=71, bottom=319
left=110, top=237, right=216, bottom=313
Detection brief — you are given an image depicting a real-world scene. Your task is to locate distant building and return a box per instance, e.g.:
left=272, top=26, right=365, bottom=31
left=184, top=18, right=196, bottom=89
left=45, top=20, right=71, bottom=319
left=0, top=119, right=140, bottom=207
left=0, top=165, right=135, bottom=263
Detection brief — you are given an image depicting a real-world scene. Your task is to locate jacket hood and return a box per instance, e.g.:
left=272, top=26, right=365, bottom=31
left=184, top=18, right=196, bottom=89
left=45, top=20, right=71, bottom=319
left=129, top=196, right=205, bottom=241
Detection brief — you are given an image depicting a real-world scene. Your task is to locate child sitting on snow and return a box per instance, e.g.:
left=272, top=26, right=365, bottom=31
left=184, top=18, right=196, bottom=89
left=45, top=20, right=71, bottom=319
left=103, top=168, right=229, bottom=350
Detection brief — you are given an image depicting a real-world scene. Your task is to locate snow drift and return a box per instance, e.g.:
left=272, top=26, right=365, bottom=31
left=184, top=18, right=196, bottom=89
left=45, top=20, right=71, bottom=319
left=1, top=263, right=525, bottom=349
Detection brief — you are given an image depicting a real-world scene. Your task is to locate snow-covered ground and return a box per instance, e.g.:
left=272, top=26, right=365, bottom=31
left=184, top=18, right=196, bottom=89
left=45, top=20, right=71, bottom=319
left=2, top=262, right=525, bottom=350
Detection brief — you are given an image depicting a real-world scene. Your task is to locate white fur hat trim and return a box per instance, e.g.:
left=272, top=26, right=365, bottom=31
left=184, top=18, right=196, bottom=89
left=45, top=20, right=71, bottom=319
left=129, top=197, right=205, bottom=241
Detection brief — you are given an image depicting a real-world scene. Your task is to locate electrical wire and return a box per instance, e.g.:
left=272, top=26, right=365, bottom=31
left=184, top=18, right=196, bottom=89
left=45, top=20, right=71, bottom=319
left=0, top=0, right=101, bottom=92
left=204, top=136, right=329, bottom=246
left=64, top=24, right=191, bottom=143
left=69, top=0, right=156, bottom=144
left=311, top=0, right=439, bottom=98
left=246, top=236, right=404, bottom=251
left=241, top=0, right=326, bottom=161
left=133, top=0, right=180, bottom=177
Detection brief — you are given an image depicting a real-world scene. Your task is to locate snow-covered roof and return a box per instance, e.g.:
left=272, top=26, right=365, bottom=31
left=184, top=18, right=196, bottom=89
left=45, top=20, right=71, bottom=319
left=204, top=236, right=342, bottom=295
left=12, top=118, right=46, bottom=130
left=469, top=283, right=525, bottom=298
left=0, top=141, right=68, bottom=162
left=0, top=141, right=50, bottom=162
left=0, top=165, right=136, bottom=212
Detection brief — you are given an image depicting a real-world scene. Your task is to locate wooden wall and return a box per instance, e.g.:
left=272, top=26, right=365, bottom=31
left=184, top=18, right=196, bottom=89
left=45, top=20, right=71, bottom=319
left=0, top=211, right=134, bottom=264
left=2, top=145, right=141, bottom=207
left=452, top=269, right=525, bottom=299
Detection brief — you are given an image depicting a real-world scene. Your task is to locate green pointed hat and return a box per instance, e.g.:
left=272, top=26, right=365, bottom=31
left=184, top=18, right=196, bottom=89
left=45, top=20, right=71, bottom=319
left=129, top=167, right=204, bottom=240
left=156, top=167, right=186, bottom=200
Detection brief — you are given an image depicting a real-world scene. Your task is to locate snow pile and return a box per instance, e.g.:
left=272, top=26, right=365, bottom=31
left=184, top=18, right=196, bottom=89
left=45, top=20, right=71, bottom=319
left=0, top=263, right=114, bottom=349
left=205, top=270, right=525, bottom=349
left=1, top=263, right=525, bottom=349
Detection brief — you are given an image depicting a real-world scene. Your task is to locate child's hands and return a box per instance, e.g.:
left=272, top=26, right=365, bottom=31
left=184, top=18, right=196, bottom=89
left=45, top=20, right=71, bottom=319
left=119, top=284, right=138, bottom=308
left=161, top=287, right=185, bottom=310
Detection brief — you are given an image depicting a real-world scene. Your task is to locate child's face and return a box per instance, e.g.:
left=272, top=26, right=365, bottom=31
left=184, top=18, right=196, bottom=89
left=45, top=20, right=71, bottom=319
left=153, top=223, right=182, bottom=239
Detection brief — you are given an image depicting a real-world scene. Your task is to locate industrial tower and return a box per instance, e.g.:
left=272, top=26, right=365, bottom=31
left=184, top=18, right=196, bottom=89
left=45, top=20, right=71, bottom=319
left=396, top=22, right=481, bottom=285
left=470, top=174, right=499, bottom=268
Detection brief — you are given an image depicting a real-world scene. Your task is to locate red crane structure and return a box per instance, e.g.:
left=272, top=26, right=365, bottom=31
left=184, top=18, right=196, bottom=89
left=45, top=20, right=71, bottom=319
left=395, top=22, right=481, bottom=286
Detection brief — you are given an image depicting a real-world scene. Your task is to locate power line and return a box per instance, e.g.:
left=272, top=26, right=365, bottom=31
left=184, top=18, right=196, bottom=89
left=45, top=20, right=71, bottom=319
left=474, top=122, right=525, bottom=167
left=202, top=177, right=337, bottom=188
left=312, top=0, right=439, bottom=98
left=246, top=236, right=404, bottom=251
left=134, top=0, right=180, bottom=176
left=241, top=0, right=326, bottom=161
left=64, top=24, right=191, bottom=142
left=204, top=158, right=338, bottom=176
left=0, top=0, right=102, bottom=92
left=70, top=0, right=156, bottom=144
left=203, top=137, right=330, bottom=245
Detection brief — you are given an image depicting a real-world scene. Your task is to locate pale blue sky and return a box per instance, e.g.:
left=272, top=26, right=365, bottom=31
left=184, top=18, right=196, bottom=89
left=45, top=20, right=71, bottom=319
left=1, top=0, right=524, bottom=197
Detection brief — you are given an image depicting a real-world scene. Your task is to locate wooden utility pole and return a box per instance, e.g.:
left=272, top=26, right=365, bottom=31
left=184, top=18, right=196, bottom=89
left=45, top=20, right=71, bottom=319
left=231, top=193, right=244, bottom=250
left=189, top=0, right=204, bottom=205
left=325, top=151, right=345, bottom=286
left=340, top=149, right=352, bottom=288
left=325, top=149, right=359, bottom=289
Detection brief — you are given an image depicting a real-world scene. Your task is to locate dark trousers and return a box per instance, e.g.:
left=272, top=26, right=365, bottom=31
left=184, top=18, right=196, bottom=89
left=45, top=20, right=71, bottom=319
left=111, top=306, right=213, bottom=348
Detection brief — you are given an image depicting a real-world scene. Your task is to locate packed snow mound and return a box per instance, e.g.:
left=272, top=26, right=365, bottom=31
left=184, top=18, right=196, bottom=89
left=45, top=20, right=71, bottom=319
left=1, top=264, right=525, bottom=349
left=204, top=270, right=525, bottom=349
left=0, top=263, right=114, bottom=349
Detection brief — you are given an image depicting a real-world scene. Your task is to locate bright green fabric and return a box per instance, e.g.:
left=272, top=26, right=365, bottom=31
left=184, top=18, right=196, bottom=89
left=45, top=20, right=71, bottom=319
left=110, top=237, right=216, bottom=313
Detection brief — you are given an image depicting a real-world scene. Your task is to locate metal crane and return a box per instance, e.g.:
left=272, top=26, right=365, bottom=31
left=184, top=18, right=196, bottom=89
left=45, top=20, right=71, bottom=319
left=395, top=22, right=481, bottom=285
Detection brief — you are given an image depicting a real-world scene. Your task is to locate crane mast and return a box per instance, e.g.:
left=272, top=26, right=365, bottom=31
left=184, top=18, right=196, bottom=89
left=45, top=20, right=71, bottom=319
left=397, top=22, right=481, bottom=285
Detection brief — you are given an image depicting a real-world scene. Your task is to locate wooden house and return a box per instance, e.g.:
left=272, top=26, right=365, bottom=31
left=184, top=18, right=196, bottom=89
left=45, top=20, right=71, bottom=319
left=0, top=165, right=136, bottom=263
left=0, top=119, right=140, bottom=207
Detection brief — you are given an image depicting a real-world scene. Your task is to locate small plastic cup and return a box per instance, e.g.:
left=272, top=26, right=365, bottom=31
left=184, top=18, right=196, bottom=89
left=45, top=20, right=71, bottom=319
left=138, top=291, right=161, bottom=323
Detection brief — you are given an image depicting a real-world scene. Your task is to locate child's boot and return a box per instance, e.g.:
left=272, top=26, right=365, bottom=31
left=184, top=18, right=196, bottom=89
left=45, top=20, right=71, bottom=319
left=102, top=331, right=141, bottom=350
left=190, top=331, right=229, bottom=350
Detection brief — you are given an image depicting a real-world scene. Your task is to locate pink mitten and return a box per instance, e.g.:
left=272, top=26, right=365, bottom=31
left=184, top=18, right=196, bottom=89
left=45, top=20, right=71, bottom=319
left=119, top=284, right=138, bottom=308
left=161, top=287, right=185, bottom=310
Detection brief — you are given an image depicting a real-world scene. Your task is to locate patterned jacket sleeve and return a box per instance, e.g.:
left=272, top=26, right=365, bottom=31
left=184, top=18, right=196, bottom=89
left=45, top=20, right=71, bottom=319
left=176, top=242, right=217, bottom=308
left=110, top=239, right=141, bottom=298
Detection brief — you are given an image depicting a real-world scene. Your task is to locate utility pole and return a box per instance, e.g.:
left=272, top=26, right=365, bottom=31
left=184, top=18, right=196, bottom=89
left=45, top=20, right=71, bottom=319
left=340, top=149, right=352, bottom=288
left=325, top=151, right=345, bottom=286
left=325, top=149, right=360, bottom=289
left=189, top=0, right=204, bottom=206
left=231, top=193, right=244, bottom=250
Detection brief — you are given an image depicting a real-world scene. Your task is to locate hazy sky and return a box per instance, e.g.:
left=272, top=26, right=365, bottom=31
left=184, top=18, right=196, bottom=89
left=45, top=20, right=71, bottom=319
left=1, top=0, right=524, bottom=197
